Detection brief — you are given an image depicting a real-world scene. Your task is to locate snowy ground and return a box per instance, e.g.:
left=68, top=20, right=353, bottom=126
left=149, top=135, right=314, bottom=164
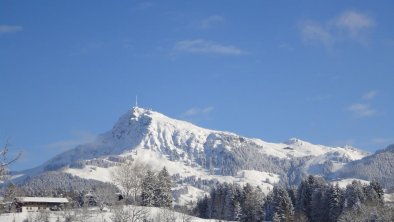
left=0, top=206, right=224, bottom=222
left=330, top=178, right=370, bottom=188
left=384, top=192, right=394, bottom=203
left=63, top=148, right=281, bottom=205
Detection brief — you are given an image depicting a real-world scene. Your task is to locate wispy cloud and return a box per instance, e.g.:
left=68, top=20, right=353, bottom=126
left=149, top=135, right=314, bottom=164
left=346, top=103, right=376, bottom=117
left=0, top=25, right=23, bottom=34
left=300, top=10, right=375, bottom=48
left=300, top=21, right=333, bottom=48
left=173, top=39, right=246, bottom=56
left=181, top=106, right=214, bottom=118
left=362, top=90, right=377, bottom=100
left=333, top=11, right=374, bottom=37
left=199, top=15, right=224, bottom=29
left=346, top=90, right=378, bottom=118
left=45, top=130, right=97, bottom=151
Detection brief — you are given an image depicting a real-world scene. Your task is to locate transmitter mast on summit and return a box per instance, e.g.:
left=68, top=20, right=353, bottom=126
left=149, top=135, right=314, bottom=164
left=135, top=95, right=138, bottom=108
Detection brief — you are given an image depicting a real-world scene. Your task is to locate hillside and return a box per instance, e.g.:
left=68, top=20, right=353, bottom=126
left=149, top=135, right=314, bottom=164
left=331, top=144, right=394, bottom=188
left=13, top=107, right=369, bottom=204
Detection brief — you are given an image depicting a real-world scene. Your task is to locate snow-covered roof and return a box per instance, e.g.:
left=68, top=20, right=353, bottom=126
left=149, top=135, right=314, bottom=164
left=16, top=197, right=69, bottom=203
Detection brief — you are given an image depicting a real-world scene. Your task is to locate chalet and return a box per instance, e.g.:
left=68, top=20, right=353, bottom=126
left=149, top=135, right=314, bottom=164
left=14, top=197, right=69, bottom=212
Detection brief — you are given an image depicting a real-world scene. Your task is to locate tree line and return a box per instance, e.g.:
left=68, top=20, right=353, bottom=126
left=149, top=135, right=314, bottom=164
left=194, top=175, right=393, bottom=222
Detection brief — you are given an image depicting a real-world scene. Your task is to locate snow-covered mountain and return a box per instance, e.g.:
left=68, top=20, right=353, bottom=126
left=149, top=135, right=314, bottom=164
left=16, top=107, right=369, bottom=204
left=330, top=144, right=394, bottom=188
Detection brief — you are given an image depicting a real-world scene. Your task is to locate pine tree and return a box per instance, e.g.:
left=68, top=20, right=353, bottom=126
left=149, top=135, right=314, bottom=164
left=368, top=180, right=384, bottom=204
left=240, top=184, right=263, bottom=222
left=263, top=192, right=274, bottom=221
left=272, top=212, right=281, bottom=222
left=196, top=195, right=209, bottom=218
left=140, top=170, right=156, bottom=207
left=265, top=186, right=294, bottom=222
left=296, top=175, right=326, bottom=220
left=154, top=167, right=172, bottom=208
left=327, top=183, right=343, bottom=222
left=233, top=200, right=242, bottom=221
left=344, top=180, right=365, bottom=209
left=223, top=183, right=235, bottom=220
left=311, top=187, right=329, bottom=222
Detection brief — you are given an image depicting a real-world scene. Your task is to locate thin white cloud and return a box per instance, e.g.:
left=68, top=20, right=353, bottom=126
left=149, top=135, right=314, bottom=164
left=0, top=25, right=23, bottom=34
left=45, top=130, right=97, bottom=151
left=174, top=39, right=245, bottom=56
left=362, top=90, right=377, bottom=100
left=181, top=106, right=214, bottom=117
left=199, top=15, right=224, bottom=29
left=300, top=22, right=333, bottom=48
left=300, top=10, right=375, bottom=47
left=333, top=11, right=374, bottom=37
left=346, top=103, right=376, bottom=117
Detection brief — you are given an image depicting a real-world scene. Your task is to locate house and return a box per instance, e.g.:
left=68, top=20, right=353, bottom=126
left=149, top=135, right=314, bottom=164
left=14, top=197, right=69, bottom=212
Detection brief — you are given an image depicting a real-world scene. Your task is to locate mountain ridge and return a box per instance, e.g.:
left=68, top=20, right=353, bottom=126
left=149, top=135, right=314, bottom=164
left=12, top=107, right=375, bottom=204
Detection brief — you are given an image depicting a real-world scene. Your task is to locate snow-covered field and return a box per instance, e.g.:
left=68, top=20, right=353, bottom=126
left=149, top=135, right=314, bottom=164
left=63, top=148, right=281, bottom=204
left=0, top=206, right=222, bottom=222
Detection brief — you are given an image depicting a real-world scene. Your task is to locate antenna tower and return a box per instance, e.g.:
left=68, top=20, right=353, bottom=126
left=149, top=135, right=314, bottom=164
left=135, top=95, right=138, bottom=107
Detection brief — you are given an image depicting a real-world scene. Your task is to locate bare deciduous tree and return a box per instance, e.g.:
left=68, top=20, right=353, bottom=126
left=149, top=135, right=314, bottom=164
left=94, top=184, right=119, bottom=211
left=111, top=160, right=150, bottom=204
left=110, top=205, right=149, bottom=222
left=154, top=208, right=177, bottom=222
left=27, top=210, right=50, bottom=222
left=1, top=139, right=21, bottom=182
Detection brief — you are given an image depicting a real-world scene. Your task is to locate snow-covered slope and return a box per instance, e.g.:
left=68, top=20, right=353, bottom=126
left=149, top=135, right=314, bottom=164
left=17, top=107, right=369, bottom=204
left=44, top=107, right=365, bottom=167
left=330, top=144, right=394, bottom=188
left=0, top=205, right=217, bottom=222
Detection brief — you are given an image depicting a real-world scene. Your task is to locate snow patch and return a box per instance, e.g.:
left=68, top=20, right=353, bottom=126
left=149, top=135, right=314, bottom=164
left=331, top=178, right=370, bottom=188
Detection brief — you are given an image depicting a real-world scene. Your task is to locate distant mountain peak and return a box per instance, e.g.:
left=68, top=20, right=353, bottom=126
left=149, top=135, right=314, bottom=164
left=284, top=138, right=308, bottom=146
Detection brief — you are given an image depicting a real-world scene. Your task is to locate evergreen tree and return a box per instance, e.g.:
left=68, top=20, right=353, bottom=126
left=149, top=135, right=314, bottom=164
left=263, top=192, right=274, bottom=221
left=233, top=200, right=242, bottom=221
left=223, top=183, right=236, bottom=220
left=296, top=175, right=326, bottom=220
left=140, top=170, right=156, bottom=207
left=344, top=180, right=365, bottom=209
left=287, top=187, right=297, bottom=208
left=240, top=184, right=263, bottom=222
left=272, top=212, right=281, bottom=222
left=311, top=187, right=329, bottom=222
left=327, top=183, right=343, bottom=222
left=196, top=195, right=209, bottom=218
left=233, top=183, right=244, bottom=221
left=154, top=167, right=172, bottom=208
left=366, top=180, right=384, bottom=205
left=264, top=186, right=294, bottom=222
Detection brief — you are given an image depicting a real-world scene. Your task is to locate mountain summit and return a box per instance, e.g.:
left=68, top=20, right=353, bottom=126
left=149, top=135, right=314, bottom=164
left=17, top=107, right=369, bottom=202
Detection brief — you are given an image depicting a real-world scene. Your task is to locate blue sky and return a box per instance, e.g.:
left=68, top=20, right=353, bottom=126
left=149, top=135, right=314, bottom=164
left=1, top=0, right=394, bottom=170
